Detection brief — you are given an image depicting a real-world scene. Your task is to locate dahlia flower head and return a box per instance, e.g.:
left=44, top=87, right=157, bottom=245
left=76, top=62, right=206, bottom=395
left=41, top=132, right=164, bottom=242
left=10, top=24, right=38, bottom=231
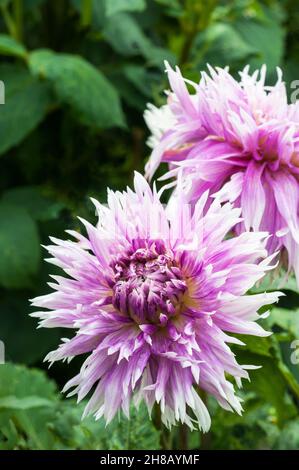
left=31, top=173, right=281, bottom=431
left=145, top=62, right=299, bottom=282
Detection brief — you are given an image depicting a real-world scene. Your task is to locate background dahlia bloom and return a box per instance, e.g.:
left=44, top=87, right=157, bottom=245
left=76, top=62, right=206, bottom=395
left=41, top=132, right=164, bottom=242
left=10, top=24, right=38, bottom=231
left=145, top=63, right=299, bottom=282
left=31, top=173, right=281, bottom=431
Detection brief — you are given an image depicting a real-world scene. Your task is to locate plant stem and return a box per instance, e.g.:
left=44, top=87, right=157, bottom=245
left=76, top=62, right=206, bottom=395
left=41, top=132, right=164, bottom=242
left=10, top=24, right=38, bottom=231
left=179, top=27, right=198, bottom=66
left=1, top=4, right=17, bottom=39
left=81, top=0, right=92, bottom=28
left=13, top=0, right=23, bottom=42
left=179, top=0, right=216, bottom=66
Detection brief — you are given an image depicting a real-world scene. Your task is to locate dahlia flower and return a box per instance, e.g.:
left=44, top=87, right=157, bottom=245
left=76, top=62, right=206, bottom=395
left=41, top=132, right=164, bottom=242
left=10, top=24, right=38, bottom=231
left=31, top=173, right=281, bottom=430
left=145, top=63, right=299, bottom=281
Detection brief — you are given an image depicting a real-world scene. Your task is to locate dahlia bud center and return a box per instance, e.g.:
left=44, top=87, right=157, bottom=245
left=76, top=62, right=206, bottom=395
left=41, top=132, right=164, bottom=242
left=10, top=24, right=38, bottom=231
left=111, top=244, right=187, bottom=324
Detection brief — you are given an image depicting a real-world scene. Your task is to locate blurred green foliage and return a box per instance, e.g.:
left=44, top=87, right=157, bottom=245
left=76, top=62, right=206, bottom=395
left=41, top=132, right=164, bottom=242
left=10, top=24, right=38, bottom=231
left=0, top=0, right=299, bottom=450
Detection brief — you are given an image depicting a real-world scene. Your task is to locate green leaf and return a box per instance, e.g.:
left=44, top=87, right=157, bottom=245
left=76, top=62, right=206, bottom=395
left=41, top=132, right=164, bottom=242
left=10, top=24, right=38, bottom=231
left=0, top=364, right=58, bottom=450
left=0, top=0, right=10, bottom=7
left=102, top=13, right=175, bottom=66
left=102, top=12, right=148, bottom=56
left=234, top=334, right=272, bottom=357
left=268, top=308, right=299, bottom=338
left=109, top=74, right=147, bottom=110
left=235, top=331, right=299, bottom=401
left=154, top=0, right=183, bottom=17
left=194, top=23, right=257, bottom=68
left=0, top=364, right=57, bottom=400
left=268, top=334, right=299, bottom=399
left=274, top=419, right=299, bottom=449
left=0, top=201, right=41, bottom=289
left=208, top=394, right=280, bottom=450
left=0, top=64, right=52, bottom=155
left=236, top=349, right=297, bottom=423
left=234, top=6, right=285, bottom=75
left=122, top=65, right=155, bottom=97
left=104, top=0, right=146, bottom=17
left=29, top=49, right=125, bottom=129
left=0, top=364, right=160, bottom=450
left=0, top=34, right=27, bottom=58
left=0, top=395, right=53, bottom=410
left=53, top=401, right=161, bottom=450
left=1, top=186, right=65, bottom=222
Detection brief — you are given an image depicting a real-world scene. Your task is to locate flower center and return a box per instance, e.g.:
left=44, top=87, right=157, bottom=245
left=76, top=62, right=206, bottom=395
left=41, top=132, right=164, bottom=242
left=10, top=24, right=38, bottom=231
left=257, top=135, right=278, bottom=163
left=111, top=242, right=187, bottom=324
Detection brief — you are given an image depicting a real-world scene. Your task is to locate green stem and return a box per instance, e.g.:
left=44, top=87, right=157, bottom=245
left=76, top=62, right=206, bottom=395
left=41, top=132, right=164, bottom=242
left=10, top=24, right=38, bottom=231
left=81, top=0, right=92, bottom=28
left=179, top=0, right=216, bottom=66
left=179, top=27, right=198, bottom=66
left=1, top=4, right=17, bottom=39
left=13, top=0, right=23, bottom=41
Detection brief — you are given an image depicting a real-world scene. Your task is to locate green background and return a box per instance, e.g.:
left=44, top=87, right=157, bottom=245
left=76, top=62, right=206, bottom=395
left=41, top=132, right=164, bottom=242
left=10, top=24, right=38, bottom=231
left=0, top=0, right=299, bottom=450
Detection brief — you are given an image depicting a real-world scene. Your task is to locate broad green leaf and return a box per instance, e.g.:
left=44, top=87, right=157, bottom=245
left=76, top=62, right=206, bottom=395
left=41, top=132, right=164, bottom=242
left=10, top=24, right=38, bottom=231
left=0, top=395, right=53, bottom=410
left=122, top=65, right=155, bottom=97
left=0, top=64, right=52, bottom=155
left=104, top=0, right=146, bottom=16
left=234, top=334, right=272, bottom=357
left=154, top=0, right=183, bottom=17
left=0, top=34, right=27, bottom=58
left=235, top=350, right=297, bottom=423
left=109, top=77, right=147, bottom=110
left=102, top=12, right=150, bottom=56
left=110, top=65, right=161, bottom=110
left=0, top=364, right=57, bottom=400
left=268, top=308, right=299, bottom=338
left=235, top=332, right=299, bottom=402
left=268, top=334, right=299, bottom=399
left=0, top=63, right=29, bottom=94
left=234, top=7, right=285, bottom=75
left=102, top=13, right=175, bottom=66
left=29, top=49, right=125, bottom=129
left=0, top=202, right=41, bottom=289
left=1, top=186, right=65, bottom=222
left=194, top=23, right=257, bottom=68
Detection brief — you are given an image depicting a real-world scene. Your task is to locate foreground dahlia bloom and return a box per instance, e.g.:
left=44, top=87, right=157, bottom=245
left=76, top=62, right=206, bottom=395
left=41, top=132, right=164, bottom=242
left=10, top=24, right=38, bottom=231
left=31, top=173, right=281, bottom=430
left=145, top=63, right=299, bottom=281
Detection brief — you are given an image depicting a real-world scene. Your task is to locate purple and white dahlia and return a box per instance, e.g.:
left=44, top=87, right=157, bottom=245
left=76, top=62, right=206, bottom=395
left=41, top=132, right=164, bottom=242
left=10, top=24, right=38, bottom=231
left=145, top=63, right=299, bottom=281
left=31, top=173, right=281, bottom=430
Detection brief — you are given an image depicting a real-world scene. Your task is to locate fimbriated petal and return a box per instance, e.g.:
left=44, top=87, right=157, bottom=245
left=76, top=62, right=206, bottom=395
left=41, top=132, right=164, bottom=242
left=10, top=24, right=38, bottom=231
left=32, top=172, right=281, bottom=431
